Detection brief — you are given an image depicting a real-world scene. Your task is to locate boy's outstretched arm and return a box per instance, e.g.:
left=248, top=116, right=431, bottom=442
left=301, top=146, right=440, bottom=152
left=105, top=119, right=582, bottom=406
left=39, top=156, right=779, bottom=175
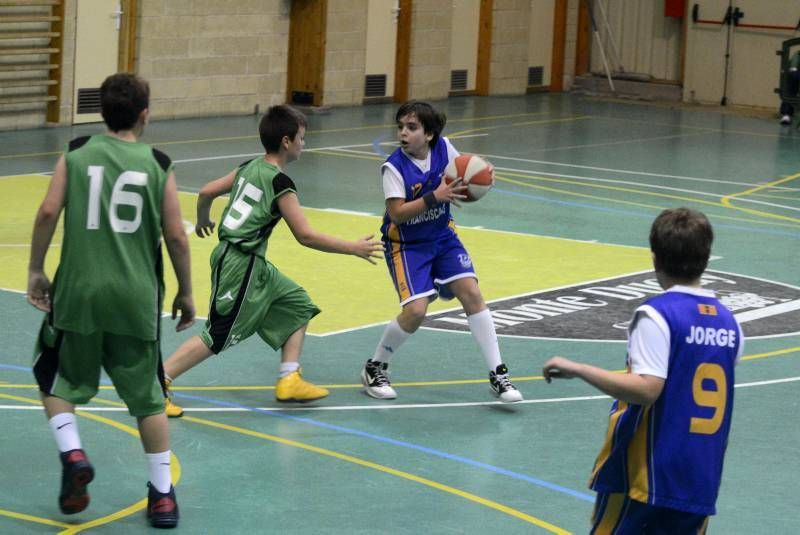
left=27, top=155, right=68, bottom=312
left=277, top=192, right=382, bottom=263
left=195, top=168, right=237, bottom=237
left=542, top=356, right=664, bottom=406
left=161, top=171, right=195, bottom=331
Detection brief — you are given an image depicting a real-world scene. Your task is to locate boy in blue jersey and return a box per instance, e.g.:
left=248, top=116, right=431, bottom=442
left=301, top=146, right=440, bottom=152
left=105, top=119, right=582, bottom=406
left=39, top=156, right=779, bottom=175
left=543, top=208, right=743, bottom=534
left=361, top=100, right=522, bottom=403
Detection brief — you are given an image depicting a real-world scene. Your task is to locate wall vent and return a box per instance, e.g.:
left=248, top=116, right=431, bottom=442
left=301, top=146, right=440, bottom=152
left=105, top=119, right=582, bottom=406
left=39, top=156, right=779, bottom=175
left=450, top=69, right=467, bottom=91
left=528, top=66, right=544, bottom=86
left=364, top=74, right=387, bottom=97
left=76, top=88, right=101, bottom=114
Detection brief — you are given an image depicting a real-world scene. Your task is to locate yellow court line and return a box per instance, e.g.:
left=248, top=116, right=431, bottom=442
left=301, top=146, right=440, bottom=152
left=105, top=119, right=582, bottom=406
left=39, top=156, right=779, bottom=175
left=311, top=149, right=383, bottom=162
left=448, top=115, right=591, bottom=138
left=721, top=172, right=800, bottom=224
left=740, top=346, right=800, bottom=361
left=3, top=346, right=797, bottom=395
left=0, top=393, right=181, bottom=535
left=496, top=172, right=800, bottom=229
left=180, top=414, right=570, bottom=534
left=0, top=111, right=560, bottom=161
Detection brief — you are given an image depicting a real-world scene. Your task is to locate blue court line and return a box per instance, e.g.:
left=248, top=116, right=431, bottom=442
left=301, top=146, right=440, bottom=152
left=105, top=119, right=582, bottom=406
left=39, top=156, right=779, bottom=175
left=0, top=363, right=112, bottom=385
left=492, top=187, right=800, bottom=239
left=173, top=391, right=595, bottom=503
left=0, top=363, right=30, bottom=373
left=0, top=360, right=592, bottom=501
left=371, top=133, right=390, bottom=158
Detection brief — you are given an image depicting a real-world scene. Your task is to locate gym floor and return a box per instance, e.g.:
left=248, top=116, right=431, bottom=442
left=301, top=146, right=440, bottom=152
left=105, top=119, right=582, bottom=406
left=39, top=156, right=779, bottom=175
left=1, top=93, right=798, bottom=533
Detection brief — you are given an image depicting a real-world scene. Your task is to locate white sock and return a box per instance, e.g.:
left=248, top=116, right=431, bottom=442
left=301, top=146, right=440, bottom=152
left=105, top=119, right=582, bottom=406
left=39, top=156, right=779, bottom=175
left=147, top=451, right=172, bottom=494
left=372, top=319, right=412, bottom=364
left=49, top=413, right=82, bottom=452
left=279, top=361, right=300, bottom=378
left=467, top=309, right=503, bottom=372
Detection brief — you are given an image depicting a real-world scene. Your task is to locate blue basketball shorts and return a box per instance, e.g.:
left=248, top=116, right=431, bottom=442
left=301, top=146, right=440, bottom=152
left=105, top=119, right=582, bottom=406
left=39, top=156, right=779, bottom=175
left=383, top=230, right=477, bottom=306
left=591, top=492, right=709, bottom=534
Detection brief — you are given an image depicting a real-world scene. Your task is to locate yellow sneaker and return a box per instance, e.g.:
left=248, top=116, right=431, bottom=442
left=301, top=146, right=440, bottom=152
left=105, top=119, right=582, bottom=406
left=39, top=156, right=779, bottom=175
left=275, top=369, right=329, bottom=402
left=164, top=378, right=184, bottom=418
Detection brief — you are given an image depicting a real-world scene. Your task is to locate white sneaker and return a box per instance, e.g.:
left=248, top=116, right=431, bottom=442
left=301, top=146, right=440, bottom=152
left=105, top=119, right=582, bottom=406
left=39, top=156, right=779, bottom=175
left=361, top=359, right=397, bottom=399
left=489, top=364, right=523, bottom=403
left=780, top=114, right=792, bottom=125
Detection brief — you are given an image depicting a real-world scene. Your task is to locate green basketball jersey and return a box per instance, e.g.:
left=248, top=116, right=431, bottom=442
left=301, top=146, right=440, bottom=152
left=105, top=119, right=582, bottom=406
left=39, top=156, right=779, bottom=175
left=52, top=135, right=173, bottom=341
left=217, top=158, right=297, bottom=257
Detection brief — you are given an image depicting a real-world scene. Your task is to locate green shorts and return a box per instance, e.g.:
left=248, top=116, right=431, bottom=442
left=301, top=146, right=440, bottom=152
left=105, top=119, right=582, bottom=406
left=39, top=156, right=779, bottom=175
left=200, top=242, right=321, bottom=353
left=32, top=318, right=166, bottom=417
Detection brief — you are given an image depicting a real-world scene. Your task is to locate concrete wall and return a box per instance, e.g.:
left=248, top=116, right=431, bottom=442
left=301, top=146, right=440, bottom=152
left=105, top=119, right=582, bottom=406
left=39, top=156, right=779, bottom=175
left=4, top=0, right=793, bottom=130
left=489, top=0, right=531, bottom=95
left=136, top=0, right=289, bottom=119
left=407, top=0, right=451, bottom=100
left=323, top=0, right=368, bottom=106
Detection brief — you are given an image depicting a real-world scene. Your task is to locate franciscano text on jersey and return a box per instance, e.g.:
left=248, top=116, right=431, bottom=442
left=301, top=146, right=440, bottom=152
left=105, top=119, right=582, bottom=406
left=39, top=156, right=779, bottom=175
left=405, top=205, right=446, bottom=225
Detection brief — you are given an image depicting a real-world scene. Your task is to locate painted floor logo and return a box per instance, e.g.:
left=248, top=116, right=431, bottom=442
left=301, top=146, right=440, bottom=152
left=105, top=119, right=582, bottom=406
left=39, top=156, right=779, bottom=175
left=423, top=270, right=800, bottom=341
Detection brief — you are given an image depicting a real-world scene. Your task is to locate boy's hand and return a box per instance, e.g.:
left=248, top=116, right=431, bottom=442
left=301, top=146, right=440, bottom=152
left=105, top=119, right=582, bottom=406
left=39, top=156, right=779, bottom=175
left=542, top=356, right=581, bottom=383
left=172, top=293, right=196, bottom=331
left=27, top=270, right=52, bottom=312
left=353, top=234, right=383, bottom=264
left=195, top=217, right=216, bottom=238
left=435, top=176, right=468, bottom=207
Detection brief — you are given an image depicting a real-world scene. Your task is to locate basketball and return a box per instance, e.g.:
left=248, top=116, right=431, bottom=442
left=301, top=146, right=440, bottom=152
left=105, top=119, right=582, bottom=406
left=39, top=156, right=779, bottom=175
left=443, top=153, right=493, bottom=202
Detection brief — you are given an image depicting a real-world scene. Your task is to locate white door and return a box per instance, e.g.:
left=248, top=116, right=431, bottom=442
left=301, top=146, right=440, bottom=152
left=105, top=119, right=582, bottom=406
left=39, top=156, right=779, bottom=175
left=365, top=0, right=399, bottom=99
left=73, top=0, right=122, bottom=124
left=528, top=0, right=556, bottom=87
left=450, top=0, right=480, bottom=92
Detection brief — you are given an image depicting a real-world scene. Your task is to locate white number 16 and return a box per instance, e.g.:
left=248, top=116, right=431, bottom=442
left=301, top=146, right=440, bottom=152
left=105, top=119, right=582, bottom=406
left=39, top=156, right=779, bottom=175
left=86, top=166, right=148, bottom=233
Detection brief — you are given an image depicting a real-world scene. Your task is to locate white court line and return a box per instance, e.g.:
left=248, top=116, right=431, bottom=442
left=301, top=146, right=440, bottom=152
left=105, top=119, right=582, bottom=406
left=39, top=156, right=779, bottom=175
left=481, top=153, right=800, bottom=191
left=492, top=166, right=800, bottom=213
left=0, top=376, right=796, bottom=413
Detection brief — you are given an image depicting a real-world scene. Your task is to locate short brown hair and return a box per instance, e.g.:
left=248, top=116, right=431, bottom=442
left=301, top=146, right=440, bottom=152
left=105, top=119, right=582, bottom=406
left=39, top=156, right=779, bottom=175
left=259, top=105, right=307, bottom=153
left=100, top=73, right=149, bottom=132
left=649, top=208, right=713, bottom=281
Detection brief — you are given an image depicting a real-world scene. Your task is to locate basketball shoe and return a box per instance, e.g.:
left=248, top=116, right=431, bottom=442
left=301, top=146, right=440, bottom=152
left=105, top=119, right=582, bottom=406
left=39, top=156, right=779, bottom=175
left=59, top=449, right=94, bottom=514
left=361, top=359, right=397, bottom=399
left=147, top=482, right=179, bottom=528
left=275, top=369, right=329, bottom=402
left=164, top=378, right=183, bottom=418
left=489, top=364, right=523, bottom=403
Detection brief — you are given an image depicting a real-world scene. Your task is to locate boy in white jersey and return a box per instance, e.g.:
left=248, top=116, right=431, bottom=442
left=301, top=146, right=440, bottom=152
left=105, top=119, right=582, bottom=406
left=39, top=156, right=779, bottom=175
left=163, top=105, right=382, bottom=417
left=361, top=100, right=523, bottom=403
left=543, top=208, right=743, bottom=534
left=27, top=73, right=194, bottom=528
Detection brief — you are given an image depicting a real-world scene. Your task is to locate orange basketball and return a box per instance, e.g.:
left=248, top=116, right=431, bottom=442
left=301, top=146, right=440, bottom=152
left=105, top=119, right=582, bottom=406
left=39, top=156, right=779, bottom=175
left=443, top=153, right=494, bottom=202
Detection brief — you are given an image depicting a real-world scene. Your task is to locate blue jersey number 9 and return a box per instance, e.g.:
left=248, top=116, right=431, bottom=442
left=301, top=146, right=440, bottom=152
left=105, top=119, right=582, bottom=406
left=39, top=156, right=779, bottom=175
left=690, top=363, right=727, bottom=435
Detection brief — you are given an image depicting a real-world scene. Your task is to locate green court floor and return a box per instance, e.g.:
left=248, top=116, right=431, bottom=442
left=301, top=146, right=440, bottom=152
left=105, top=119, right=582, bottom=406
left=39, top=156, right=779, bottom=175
left=1, top=93, right=798, bottom=533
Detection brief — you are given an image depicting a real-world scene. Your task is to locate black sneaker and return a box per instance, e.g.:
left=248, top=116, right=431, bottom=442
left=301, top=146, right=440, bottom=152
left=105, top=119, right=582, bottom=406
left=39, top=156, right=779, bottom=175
left=59, top=449, right=94, bottom=514
left=489, top=364, right=523, bottom=403
left=361, top=359, right=397, bottom=399
left=147, top=482, right=179, bottom=528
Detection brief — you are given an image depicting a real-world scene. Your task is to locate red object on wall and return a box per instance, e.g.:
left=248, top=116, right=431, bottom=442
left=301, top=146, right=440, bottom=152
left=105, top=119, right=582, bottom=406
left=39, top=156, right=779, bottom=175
left=665, top=0, right=686, bottom=18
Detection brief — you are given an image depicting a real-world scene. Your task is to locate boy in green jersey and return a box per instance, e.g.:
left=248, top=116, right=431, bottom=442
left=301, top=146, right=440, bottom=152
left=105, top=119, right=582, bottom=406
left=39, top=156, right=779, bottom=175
left=163, top=105, right=382, bottom=416
left=27, top=73, right=195, bottom=528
